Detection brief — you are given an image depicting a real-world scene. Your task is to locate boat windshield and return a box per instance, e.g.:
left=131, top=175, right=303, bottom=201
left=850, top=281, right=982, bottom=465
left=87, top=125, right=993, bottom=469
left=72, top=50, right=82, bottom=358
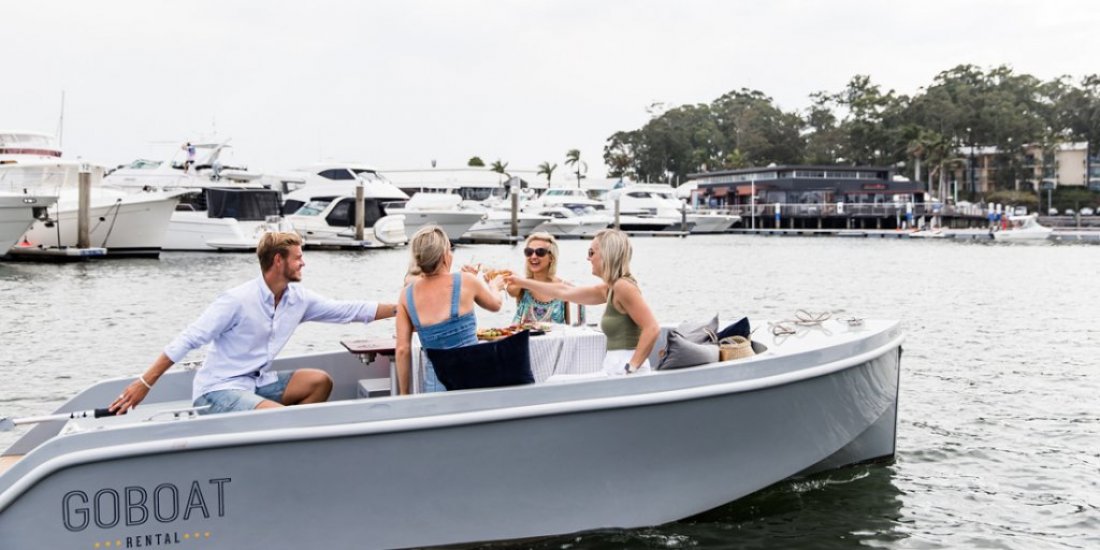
left=567, top=205, right=596, bottom=216
left=350, top=169, right=385, bottom=183
left=205, top=188, right=282, bottom=221
left=125, top=159, right=163, bottom=170
left=295, top=199, right=332, bottom=216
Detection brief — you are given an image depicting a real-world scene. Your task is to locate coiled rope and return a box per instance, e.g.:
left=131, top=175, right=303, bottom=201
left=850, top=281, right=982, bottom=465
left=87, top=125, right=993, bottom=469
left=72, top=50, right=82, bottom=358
left=768, top=309, right=864, bottom=344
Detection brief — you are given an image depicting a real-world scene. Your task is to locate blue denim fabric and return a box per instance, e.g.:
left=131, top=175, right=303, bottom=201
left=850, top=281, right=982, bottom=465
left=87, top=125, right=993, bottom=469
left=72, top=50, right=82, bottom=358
left=407, top=274, right=479, bottom=393
left=193, top=370, right=293, bottom=414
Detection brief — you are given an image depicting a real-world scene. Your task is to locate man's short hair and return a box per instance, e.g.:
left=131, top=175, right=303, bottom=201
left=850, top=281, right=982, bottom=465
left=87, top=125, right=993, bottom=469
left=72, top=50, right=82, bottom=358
left=257, top=231, right=303, bottom=271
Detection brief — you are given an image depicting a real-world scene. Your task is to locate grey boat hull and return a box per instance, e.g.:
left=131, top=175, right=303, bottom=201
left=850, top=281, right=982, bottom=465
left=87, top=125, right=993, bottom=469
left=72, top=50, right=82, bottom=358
left=0, top=321, right=902, bottom=548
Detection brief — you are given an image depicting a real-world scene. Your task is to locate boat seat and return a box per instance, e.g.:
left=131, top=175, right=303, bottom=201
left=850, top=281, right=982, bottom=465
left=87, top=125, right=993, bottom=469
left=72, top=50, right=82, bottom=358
left=357, top=378, right=392, bottom=399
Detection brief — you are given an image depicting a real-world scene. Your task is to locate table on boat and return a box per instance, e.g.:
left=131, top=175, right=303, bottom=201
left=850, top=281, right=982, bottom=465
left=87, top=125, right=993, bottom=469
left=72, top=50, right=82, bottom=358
left=411, top=325, right=607, bottom=393
left=341, top=337, right=398, bottom=396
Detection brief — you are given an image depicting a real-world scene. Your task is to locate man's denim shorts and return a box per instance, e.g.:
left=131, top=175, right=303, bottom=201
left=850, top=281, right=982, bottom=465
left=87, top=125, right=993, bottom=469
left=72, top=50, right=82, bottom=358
left=193, top=371, right=293, bottom=415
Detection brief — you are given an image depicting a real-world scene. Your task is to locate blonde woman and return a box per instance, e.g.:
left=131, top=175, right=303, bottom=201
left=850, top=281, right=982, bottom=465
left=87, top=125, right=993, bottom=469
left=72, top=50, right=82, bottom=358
left=506, top=229, right=659, bottom=375
left=507, top=232, right=571, bottom=325
left=395, top=226, right=505, bottom=394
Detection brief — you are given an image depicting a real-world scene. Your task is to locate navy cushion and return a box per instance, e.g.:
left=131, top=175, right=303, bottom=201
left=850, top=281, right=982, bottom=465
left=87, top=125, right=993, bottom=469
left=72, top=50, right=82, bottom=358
left=717, top=317, right=750, bottom=340
left=425, top=331, right=534, bottom=391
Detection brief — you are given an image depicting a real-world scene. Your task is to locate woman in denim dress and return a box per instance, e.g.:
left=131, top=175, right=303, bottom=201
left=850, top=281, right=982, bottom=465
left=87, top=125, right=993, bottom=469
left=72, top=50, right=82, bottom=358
left=395, top=226, right=505, bottom=394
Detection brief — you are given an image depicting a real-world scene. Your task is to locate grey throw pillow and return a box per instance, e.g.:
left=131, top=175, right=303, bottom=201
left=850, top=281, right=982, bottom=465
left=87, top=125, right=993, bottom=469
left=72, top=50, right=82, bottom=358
left=656, top=330, right=720, bottom=370
left=676, top=314, right=718, bottom=344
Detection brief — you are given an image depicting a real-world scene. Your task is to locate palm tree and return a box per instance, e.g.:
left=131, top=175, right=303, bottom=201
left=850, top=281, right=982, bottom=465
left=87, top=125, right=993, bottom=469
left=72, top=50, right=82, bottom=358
left=564, top=149, right=587, bottom=188
left=537, top=161, right=557, bottom=186
left=490, top=159, right=510, bottom=178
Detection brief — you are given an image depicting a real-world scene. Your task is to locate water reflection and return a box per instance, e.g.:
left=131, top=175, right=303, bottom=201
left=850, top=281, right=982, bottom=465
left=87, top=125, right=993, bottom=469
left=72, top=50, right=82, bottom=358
left=476, top=464, right=905, bottom=549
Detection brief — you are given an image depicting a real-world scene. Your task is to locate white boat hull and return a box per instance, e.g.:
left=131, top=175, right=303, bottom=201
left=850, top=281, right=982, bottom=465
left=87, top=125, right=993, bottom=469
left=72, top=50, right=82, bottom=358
left=385, top=208, right=484, bottom=242
left=534, top=217, right=610, bottom=238
left=162, top=211, right=292, bottom=251
left=287, top=214, right=407, bottom=248
left=0, top=194, right=56, bottom=253
left=19, top=190, right=180, bottom=257
left=462, top=212, right=549, bottom=241
left=992, top=229, right=1052, bottom=242
left=688, top=213, right=740, bottom=233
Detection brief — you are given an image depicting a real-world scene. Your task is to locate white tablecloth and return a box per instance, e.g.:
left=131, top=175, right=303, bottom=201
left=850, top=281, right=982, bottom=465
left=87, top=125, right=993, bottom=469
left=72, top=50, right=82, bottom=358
left=410, top=325, right=606, bottom=393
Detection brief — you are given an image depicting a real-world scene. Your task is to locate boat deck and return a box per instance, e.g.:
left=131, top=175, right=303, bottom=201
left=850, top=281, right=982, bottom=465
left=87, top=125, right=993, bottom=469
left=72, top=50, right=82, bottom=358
left=0, top=455, right=21, bottom=476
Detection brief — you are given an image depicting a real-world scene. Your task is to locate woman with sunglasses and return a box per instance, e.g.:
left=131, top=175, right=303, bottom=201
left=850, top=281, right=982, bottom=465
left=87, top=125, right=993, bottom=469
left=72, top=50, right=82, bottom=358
left=506, top=229, right=658, bottom=376
left=507, top=232, right=571, bottom=325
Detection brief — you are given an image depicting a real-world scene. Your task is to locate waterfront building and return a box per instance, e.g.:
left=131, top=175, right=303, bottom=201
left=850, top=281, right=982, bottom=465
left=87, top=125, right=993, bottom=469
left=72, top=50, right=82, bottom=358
left=957, top=142, right=1100, bottom=193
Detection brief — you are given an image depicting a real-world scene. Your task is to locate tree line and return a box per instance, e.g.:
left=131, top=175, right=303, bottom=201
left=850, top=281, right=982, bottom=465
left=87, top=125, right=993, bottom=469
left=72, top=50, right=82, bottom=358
left=601, top=64, right=1100, bottom=196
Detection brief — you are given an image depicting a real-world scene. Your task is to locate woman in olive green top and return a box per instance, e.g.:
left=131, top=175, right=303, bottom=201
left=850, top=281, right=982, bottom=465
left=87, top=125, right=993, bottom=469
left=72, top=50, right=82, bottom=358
left=505, top=229, right=659, bottom=375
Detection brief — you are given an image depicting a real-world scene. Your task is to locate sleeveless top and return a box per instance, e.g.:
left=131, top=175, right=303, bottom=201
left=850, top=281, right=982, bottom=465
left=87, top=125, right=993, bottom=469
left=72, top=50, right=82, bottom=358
left=513, top=289, right=567, bottom=324
left=406, top=273, right=479, bottom=392
left=601, top=282, right=642, bottom=350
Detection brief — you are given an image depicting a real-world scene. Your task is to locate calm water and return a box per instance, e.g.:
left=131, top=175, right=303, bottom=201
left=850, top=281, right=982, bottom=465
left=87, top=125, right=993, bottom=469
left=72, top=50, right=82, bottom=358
left=1, top=236, right=1098, bottom=549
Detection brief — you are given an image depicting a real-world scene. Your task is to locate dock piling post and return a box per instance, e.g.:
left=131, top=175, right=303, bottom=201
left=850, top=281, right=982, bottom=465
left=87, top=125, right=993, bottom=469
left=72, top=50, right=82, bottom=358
left=77, top=165, right=91, bottom=249
left=511, top=190, right=519, bottom=238
left=355, top=184, right=365, bottom=241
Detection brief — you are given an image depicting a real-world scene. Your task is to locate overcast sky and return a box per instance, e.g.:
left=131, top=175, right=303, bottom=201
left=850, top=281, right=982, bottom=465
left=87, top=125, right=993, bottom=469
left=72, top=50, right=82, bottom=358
left=5, top=0, right=1099, bottom=177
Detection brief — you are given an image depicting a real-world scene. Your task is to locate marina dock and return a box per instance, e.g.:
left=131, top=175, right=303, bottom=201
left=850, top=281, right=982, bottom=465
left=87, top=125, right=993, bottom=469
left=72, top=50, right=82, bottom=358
left=726, top=228, right=1100, bottom=242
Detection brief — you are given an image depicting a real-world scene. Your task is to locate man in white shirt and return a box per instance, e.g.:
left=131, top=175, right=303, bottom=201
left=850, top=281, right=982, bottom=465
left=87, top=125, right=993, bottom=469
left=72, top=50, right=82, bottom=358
left=110, top=232, right=397, bottom=415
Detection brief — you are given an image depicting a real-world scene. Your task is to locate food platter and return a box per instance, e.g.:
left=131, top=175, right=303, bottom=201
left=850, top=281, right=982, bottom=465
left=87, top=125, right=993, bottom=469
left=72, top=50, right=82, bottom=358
left=476, top=322, right=550, bottom=341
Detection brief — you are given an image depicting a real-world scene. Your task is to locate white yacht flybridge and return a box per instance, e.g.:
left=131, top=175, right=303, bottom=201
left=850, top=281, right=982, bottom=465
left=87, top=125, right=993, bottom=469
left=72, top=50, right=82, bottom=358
left=104, top=141, right=289, bottom=251
left=0, top=131, right=181, bottom=257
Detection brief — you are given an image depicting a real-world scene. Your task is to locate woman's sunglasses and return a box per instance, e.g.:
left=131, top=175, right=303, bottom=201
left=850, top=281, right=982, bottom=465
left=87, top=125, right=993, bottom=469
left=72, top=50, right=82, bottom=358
left=524, top=247, right=550, bottom=258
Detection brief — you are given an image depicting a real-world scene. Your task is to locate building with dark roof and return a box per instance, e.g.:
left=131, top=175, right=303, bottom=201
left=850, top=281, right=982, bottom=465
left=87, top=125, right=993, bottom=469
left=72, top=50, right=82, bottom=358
left=684, top=165, right=987, bottom=230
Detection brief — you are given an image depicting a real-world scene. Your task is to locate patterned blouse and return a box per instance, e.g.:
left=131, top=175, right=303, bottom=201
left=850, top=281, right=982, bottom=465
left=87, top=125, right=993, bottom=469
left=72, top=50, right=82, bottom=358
left=513, top=289, right=568, bottom=324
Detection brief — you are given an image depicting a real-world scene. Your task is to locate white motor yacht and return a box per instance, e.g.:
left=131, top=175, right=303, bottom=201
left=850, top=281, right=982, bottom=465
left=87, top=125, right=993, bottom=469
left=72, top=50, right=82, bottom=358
left=0, top=131, right=181, bottom=257
left=992, top=214, right=1053, bottom=242
left=282, top=181, right=408, bottom=248
left=459, top=197, right=550, bottom=242
left=289, top=164, right=483, bottom=243
left=0, top=191, right=56, bottom=254
left=609, top=183, right=739, bottom=233
left=104, top=143, right=290, bottom=251
left=528, top=205, right=611, bottom=238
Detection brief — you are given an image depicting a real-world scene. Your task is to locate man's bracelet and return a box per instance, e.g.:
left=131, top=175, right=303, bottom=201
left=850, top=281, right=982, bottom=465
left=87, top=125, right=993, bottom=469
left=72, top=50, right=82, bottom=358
left=138, top=375, right=153, bottom=390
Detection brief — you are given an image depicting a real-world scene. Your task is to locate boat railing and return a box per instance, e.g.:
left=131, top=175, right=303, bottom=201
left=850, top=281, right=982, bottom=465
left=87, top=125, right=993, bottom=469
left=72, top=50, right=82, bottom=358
left=702, top=201, right=988, bottom=219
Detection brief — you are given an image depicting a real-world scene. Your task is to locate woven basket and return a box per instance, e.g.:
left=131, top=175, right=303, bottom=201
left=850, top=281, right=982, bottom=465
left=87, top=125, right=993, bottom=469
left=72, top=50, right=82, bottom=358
left=719, top=336, right=754, bottom=361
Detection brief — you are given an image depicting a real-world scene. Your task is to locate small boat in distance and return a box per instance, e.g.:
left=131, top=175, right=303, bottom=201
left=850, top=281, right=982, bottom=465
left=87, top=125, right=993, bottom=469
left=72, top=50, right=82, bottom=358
left=0, top=317, right=903, bottom=548
left=992, top=214, right=1052, bottom=242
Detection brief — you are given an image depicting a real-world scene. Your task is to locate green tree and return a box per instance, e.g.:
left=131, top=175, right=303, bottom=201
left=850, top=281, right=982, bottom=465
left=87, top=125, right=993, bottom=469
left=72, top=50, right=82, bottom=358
left=711, top=89, right=803, bottom=169
left=536, top=161, right=557, bottom=186
left=565, top=149, right=587, bottom=187
left=467, top=156, right=485, bottom=167
left=490, top=159, right=509, bottom=177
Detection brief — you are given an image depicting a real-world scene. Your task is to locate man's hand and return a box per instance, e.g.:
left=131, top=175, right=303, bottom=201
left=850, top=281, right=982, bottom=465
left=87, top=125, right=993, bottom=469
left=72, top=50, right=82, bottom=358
left=109, top=378, right=151, bottom=415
